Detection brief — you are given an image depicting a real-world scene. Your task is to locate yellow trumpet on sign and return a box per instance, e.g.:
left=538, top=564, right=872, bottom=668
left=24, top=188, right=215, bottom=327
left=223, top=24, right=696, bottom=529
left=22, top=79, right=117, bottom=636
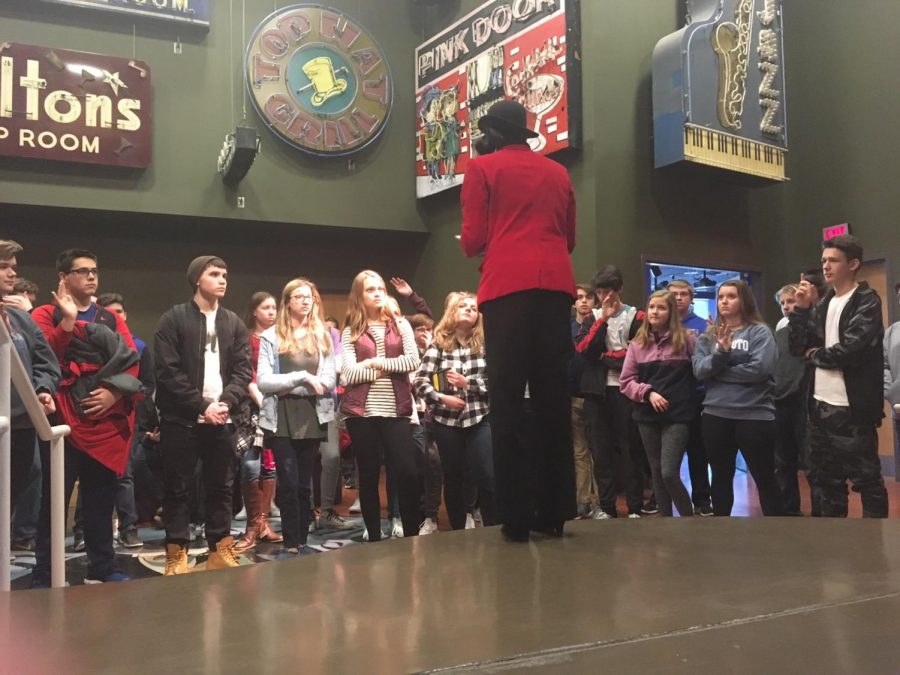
left=300, top=56, right=349, bottom=107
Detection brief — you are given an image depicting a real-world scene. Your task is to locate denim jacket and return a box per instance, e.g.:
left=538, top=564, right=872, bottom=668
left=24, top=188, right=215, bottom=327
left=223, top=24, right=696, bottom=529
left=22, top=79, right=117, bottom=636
left=257, top=327, right=336, bottom=433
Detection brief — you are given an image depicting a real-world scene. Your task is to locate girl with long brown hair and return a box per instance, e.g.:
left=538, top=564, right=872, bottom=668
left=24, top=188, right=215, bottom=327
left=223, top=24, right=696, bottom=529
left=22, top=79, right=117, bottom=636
left=692, top=280, right=784, bottom=516
left=414, top=292, right=495, bottom=529
left=620, top=291, right=697, bottom=516
left=257, top=278, right=336, bottom=556
left=340, top=270, right=421, bottom=541
left=233, top=292, right=282, bottom=552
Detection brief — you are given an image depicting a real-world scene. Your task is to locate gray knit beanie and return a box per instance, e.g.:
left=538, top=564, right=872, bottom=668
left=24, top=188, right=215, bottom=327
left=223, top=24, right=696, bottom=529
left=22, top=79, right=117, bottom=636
left=186, top=255, right=224, bottom=288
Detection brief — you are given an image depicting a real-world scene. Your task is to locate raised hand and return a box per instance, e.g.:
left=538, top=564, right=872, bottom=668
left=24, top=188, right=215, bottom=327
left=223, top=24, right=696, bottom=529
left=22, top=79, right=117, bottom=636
left=52, top=279, right=78, bottom=328
left=794, top=278, right=813, bottom=309
left=390, top=277, right=414, bottom=298
left=715, top=323, right=734, bottom=352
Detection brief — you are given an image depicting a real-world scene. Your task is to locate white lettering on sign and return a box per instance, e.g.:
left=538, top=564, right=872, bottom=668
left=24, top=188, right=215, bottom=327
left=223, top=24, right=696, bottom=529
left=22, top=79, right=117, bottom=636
left=0, top=57, right=142, bottom=131
left=19, top=128, right=100, bottom=153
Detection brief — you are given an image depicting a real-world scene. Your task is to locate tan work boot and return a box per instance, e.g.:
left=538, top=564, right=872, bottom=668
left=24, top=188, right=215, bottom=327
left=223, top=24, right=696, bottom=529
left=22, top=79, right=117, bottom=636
left=206, top=536, right=241, bottom=570
left=164, top=543, right=189, bottom=575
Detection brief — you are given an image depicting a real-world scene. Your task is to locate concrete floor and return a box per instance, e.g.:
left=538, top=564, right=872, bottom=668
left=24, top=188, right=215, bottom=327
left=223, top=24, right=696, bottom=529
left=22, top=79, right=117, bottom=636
left=3, top=518, right=899, bottom=674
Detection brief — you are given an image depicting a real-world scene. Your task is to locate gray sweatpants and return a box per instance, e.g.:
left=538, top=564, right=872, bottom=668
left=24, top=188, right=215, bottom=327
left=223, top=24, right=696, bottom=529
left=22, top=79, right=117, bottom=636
left=637, top=422, right=693, bottom=517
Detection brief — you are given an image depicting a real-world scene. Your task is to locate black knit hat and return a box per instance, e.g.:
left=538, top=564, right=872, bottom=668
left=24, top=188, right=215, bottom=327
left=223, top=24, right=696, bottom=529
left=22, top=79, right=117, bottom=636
left=477, top=99, right=538, bottom=139
left=187, top=255, right=225, bottom=288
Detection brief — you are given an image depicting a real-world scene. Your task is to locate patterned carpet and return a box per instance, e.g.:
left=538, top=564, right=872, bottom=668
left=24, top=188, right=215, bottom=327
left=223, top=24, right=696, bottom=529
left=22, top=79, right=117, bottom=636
left=8, top=514, right=390, bottom=590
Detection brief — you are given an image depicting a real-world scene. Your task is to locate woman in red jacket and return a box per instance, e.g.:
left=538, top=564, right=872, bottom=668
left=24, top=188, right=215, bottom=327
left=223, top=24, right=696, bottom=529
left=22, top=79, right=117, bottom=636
left=460, top=99, right=577, bottom=541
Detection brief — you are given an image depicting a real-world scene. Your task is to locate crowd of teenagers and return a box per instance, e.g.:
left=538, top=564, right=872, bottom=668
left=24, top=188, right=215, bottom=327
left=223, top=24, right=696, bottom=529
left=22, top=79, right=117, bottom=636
left=2, top=230, right=898, bottom=587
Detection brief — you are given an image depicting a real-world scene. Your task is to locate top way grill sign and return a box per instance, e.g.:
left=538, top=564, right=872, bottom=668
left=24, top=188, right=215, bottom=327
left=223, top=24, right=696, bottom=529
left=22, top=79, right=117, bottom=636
left=415, top=0, right=581, bottom=198
left=0, top=43, right=152, bottom=168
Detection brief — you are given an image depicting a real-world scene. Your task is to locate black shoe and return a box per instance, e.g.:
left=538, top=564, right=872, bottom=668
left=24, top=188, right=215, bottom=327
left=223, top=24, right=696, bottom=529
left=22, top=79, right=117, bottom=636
left=531, top=522, right=565, bottom=538
left=118, top=528, right=144, bottom=548
left=11, top=537, right=35, bottom=552
left=72, top=532, right=85, bottom=552
left=641, top=499, right=659, bottom=515
left=694, top=504, right=714, bottom=517
left=501, top=524, right=530, bottom=543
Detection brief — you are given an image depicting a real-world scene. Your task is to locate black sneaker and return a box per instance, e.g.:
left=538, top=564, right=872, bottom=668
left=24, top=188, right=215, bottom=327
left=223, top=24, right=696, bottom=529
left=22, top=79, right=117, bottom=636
left=72, top=532, right=85, bottom=552
left=85, top=569, right=131, bottom=584
left=641, top=499, right=659, bottom=515
left=694, top=504, right=714, bottom=517
left=118, top=528, right=144, bottom=548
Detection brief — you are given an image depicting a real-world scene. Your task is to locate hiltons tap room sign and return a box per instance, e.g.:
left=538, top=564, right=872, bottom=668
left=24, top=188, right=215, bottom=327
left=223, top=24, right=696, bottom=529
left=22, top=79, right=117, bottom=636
left=37, top=0, right=211, bottom=29
left=0, top=43, right=152, bottom=168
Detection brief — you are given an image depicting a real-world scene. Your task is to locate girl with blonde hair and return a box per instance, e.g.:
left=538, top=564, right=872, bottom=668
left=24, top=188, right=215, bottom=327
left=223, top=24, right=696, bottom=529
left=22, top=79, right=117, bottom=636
left=340, top=270, right=421, bottom=541
left=415, top=293, right=494, bottom=529
left=257, top=278, right=336, bottom=556
left=620, top=291, right=697, bottom=516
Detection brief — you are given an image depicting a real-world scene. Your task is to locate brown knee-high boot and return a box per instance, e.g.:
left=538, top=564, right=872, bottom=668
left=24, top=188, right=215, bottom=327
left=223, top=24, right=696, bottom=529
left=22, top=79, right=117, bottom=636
left=258, top=478, right=283, bottom=543
left=232, top=480, right=262, bottom=553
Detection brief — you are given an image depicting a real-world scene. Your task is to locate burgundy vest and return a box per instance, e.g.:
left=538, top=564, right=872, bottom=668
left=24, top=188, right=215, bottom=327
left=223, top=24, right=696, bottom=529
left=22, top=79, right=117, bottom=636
left=340, top=320, right=413, bottom=418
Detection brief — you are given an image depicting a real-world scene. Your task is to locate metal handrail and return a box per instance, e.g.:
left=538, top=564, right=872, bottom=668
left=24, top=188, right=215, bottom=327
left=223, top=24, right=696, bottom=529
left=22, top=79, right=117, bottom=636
left=1, top=318, right=70, bottom=591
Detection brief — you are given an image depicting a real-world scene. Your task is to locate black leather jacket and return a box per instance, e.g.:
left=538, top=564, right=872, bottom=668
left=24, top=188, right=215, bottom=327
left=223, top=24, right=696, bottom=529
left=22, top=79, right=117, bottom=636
left=788, top=282, right=884, bottom=426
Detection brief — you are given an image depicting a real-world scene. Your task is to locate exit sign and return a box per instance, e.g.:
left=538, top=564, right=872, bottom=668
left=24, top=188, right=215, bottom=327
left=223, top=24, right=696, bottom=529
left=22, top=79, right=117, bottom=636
left=823, top=223, right=850, bottom=240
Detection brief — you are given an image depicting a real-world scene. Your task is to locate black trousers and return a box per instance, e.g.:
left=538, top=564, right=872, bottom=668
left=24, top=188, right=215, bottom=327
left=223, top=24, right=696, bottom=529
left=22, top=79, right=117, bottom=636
left=702, top=414, right=784, bottom=516
left=34, top=439, right=119, bottom=582
left=270, top=436, right=318, bottom=548
left=685, top=411, right=712, bottom=509
left=10, top=428, right=37, bottom=515
left=584, top=388, right=645, bottom=515
left=345, top=416, right=421, bottom=541
left=412, top=423, right=443, bottom=521
left=773, top=397, right=807, bottom=515
left=481, top=290, right=576, bottom=531
left=160, top=421, right=236, bottom=548
left=807, top=400, right=888, bottom=518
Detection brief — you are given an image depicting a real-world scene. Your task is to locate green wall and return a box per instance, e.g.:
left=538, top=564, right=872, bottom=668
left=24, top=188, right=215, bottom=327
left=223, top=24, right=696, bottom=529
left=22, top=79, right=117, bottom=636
left=1, top=0, right=898, bottom=333
left=753, top=0, right=899, bottom=324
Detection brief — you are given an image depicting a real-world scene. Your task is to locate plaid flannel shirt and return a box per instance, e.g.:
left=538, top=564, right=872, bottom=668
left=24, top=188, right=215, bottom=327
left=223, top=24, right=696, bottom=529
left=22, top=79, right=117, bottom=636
left=413, top=344, right=489, bottom=428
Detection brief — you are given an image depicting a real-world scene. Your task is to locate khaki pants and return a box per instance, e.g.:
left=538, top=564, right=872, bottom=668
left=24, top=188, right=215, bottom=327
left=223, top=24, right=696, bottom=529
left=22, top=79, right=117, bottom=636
left=572, top=397, right=598, bottom=507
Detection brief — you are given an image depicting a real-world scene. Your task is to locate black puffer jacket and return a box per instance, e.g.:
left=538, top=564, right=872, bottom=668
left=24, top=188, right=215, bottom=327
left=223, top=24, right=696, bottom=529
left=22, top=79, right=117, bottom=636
left=788, top=282, right=884, bottom=426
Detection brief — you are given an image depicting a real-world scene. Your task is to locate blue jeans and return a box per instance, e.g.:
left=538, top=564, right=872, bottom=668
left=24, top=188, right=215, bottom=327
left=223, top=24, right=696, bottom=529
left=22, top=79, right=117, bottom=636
left=431, top=419, right=496, bottom=529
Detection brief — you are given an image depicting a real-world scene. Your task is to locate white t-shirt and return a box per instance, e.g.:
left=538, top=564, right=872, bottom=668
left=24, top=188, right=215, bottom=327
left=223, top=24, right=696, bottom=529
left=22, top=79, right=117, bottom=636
left=813, top=286, right=857, bottom=407
left=199, top=309, right=224, bottom=422
left=604, top=305, right=637, bottom=387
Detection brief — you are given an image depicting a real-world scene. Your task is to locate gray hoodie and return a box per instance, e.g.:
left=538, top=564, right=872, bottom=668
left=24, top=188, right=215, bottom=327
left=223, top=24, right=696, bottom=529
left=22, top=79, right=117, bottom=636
left=884, top=321, right=900, bottom=418
left=692, top=323, right=776, bottom=421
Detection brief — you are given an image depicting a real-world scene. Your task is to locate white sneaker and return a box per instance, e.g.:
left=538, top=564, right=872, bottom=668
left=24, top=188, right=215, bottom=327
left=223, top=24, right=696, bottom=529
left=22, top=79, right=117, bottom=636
left=627, top=513, right=641, bottom=519
left=308, top=511, right=319, bottom=533
left=349, top=498, right=361, bottom=514
left=362, top=527, right=385, bottom=542
left=592, top=508, right=611, bottom=520
left=473, top=508, right=482, bottom=524
left=391, top=517, right=404, bottom=538
left=418, top=518, right=438, bottom=535
left=465, top=513, right=476, bottom=529
left=234, top=506, right=247, bottom=521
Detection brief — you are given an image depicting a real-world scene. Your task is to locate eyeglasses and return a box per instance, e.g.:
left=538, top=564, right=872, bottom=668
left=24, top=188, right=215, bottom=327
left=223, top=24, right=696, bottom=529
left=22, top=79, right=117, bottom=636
left=68, top=267, right=99, bottom=277
left=290, top=294, right=313, bottom=302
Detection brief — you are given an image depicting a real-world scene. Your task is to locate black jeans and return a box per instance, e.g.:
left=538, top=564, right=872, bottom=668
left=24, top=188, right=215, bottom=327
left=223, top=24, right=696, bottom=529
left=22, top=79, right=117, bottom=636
left=160, top=421, right=236, bottom=548
left=773, top=397, right=807, bottom=515
left=346, top=416, right=421, bottom=541
left=685, top=411, right=712, bottom=509
left=807, top=400, right=888, bottom=518
left=702, top=414, right=784, bottom=516
left=270, top=436, right=319, bottom=548
left=481, top=290, right=575, bottom=531
left=10, top=428, right=38, bottom=525
left=584, top=389, right=644, bottom=515
left=412, top=422, right=443, bottom=521
left=34, top=439, right=119, bottom=582
left=431, top=419, right=496, bottom=529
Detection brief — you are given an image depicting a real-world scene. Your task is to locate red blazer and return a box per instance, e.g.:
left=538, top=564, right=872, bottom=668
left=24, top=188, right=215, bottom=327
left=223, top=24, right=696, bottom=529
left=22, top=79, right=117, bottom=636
left=460, top=145, right=577, bottom=304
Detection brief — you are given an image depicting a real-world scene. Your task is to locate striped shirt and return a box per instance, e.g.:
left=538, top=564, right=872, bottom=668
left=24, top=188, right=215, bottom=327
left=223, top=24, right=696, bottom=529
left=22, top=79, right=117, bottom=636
left=341, top=321, right=420, bottom=418
left=413, top=344, right=489, bottom=428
